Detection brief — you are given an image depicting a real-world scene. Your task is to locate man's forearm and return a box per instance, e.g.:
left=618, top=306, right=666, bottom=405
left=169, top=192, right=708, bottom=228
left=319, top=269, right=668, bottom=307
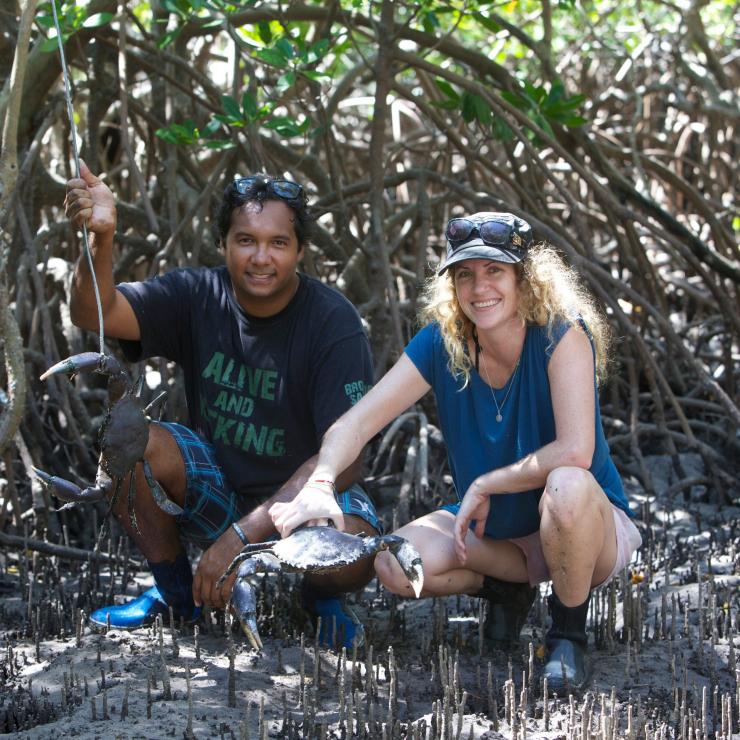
left=70, top=230, right=118, bottom=330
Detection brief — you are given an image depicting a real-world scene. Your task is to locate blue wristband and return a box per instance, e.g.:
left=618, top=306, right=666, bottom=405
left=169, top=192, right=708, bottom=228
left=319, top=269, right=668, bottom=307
left=231, top=522, right=249, bottom=546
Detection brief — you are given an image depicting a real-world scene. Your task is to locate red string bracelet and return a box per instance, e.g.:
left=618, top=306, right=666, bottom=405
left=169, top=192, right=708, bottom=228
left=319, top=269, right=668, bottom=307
left=310, top=478, right=336, bottom=489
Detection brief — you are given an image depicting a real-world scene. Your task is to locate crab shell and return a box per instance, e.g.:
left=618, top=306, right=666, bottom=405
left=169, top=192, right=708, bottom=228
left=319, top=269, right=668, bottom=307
left=100, top=394, right=150, bottom=478
left=268, top=527, right=383, bottom=571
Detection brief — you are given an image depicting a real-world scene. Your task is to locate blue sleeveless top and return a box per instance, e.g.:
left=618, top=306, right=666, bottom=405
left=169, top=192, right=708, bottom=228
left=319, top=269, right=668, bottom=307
left=404, top=320, right=629, bottom=539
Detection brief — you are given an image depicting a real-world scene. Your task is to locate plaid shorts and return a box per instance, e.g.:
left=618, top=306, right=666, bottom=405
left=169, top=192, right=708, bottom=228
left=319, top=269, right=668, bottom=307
left=158, top=422, right=380, bottom=548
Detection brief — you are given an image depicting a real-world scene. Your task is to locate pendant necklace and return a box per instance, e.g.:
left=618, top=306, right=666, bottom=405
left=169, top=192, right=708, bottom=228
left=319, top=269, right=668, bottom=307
left=472, top=328, right=521, bottom=423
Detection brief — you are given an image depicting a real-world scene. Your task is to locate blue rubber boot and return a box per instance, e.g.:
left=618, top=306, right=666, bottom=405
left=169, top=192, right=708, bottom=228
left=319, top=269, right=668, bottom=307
left=89, top=585, right=200, bottom=631
left=310, top=596, right=365, bottom=650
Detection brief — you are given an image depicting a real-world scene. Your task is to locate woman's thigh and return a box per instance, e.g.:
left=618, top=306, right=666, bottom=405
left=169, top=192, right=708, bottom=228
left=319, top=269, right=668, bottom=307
left=391, top=510, right=529, bottom=583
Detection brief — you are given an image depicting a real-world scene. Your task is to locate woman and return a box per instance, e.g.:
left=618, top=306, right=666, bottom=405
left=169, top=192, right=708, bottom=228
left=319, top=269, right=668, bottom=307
left=270, top=212, right=641, bottom=690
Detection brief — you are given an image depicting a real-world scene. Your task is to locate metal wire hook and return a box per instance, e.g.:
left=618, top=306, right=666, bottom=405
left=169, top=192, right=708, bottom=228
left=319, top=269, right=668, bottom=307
left=51, top=0, right=106, bottom=355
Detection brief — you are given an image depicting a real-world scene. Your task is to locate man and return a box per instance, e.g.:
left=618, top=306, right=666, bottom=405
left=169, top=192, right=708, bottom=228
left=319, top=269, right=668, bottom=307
left=63, top=164, right=378, bottom=648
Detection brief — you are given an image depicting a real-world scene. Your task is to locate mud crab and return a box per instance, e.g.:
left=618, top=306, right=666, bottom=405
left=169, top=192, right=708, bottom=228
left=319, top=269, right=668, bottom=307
left=217, top=526, right=424, bottom=649
left=33, top=352, right=182, bottom=530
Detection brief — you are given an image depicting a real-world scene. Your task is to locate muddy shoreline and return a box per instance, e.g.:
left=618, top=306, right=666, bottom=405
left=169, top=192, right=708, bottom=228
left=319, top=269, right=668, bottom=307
left=0, top=458, right=737, bottom=738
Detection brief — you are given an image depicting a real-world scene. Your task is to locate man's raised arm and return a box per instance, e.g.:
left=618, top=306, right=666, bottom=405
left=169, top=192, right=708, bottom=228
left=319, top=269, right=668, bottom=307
left=66, top=161, right=140, bottom=340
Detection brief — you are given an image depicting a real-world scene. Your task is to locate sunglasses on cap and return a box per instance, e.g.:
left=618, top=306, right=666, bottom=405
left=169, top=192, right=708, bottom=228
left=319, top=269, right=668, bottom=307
left=445, top=217, right=526, bottom=248
left=234, top=176, right=303, bottom=201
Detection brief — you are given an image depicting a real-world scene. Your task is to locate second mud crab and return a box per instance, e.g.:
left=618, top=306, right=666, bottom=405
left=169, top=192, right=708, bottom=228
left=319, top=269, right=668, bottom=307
left=218, top=525, right=424, bottom=649
left=33, top=352, right=182, bottom=530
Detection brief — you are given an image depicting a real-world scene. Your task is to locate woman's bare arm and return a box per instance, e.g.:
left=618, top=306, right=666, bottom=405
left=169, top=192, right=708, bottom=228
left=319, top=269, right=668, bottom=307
left=270, top=354, right=431, bottom=535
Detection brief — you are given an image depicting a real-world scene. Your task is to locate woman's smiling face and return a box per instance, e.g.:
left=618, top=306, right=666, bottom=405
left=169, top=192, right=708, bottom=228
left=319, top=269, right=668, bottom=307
left=453, top=259, right=521, bottom=332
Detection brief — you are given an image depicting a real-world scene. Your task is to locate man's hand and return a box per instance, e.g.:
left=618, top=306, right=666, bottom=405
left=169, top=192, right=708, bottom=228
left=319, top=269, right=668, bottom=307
left=64, top=160, right=117, bottom=237
left=270, top=479, right=345, bottom=537
left=453, top=479, right=490, bottom=565
left=192, top=526, right=244, bottom=610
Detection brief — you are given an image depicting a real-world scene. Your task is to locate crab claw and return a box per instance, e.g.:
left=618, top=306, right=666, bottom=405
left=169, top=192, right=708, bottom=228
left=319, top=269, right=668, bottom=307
left=41, top=352, right=131, bottom=406
left=230, top=576, right=262, bottom=651
left=41, top=352, right=105, bottom=380
left=222, top=552, right=282, bottom=650
left=385, top=536, right=424, bottom=598
left=32, top=466, right=110, bottom=503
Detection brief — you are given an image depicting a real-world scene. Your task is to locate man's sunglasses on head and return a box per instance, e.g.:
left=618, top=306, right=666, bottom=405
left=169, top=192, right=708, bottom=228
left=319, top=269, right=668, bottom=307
left=234, top=176, right=303, bottom=201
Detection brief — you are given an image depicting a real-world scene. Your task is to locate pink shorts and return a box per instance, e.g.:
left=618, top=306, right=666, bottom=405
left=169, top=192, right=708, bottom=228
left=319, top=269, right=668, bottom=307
left=510, top=505, right=643, bottom=587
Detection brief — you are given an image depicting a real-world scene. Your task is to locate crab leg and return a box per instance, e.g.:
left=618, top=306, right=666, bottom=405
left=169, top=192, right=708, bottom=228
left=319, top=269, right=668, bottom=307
left=216, top=542, right=271, bottom=589
left=217, top=552, right=252, bottom=589
left=104, top=476, right=123, bottom=517
left=385, top=537, right=425, bottom=598
left=229, top=553, right=282, bottom=650
left=142, top=460, right=183, bottom=516
left=143, top=391, right=167, bottom=418
left=92, top=477, right=123, bottom=546
left=131, top=374, right=145, bottom=397
left=127, top=468, right=140, bottom=535
left=33, top=466, right=112, bottom=504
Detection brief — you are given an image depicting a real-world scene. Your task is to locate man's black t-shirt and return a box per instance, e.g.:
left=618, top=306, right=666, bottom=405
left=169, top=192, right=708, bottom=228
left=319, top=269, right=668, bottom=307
left=117, top=267, right=374, bottom=499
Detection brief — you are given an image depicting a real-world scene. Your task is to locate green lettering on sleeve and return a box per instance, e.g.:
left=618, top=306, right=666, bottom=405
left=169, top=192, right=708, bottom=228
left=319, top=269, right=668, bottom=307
left=344, top=380, right=370, bottom=406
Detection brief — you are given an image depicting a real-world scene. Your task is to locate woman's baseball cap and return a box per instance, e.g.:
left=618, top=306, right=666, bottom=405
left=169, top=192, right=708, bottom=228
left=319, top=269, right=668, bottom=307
left=437, top=212, right=533, bottom=274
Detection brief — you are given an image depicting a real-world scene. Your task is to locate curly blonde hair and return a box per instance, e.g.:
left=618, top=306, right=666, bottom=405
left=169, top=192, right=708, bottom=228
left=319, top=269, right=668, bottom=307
left=418, top=243, right=612, bottom=386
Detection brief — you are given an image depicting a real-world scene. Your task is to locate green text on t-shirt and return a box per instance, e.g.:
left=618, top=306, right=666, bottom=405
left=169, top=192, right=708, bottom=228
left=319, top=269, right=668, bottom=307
left=201, top=351, right=285, bottom=457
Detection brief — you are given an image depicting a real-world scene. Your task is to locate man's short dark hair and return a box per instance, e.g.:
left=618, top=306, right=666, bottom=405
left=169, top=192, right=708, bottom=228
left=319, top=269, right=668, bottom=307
left=215, top=175, right=314, bottom=248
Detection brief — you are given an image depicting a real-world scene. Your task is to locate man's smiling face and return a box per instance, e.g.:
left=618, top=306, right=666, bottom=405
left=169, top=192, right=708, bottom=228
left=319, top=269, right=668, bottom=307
left=222, top=199, right=303, bottom=317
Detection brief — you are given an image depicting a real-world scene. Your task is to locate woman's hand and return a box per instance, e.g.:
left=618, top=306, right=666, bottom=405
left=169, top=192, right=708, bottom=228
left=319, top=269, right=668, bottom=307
left=453, top=479, right=490, bottom=564
left=270, top=478, right=345, bottom=537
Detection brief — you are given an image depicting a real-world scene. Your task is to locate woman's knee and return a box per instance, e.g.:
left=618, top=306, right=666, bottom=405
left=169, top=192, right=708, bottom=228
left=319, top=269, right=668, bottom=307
left=374, top=551, right=411, bottom=596
left=540, top=466, right=595, bottom=529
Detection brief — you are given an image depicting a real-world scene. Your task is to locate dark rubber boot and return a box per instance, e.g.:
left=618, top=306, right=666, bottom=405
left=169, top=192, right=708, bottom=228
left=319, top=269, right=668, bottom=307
left=543, top=592, right=592, bottom=694
left=477, top=577, right=536, bottom=646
